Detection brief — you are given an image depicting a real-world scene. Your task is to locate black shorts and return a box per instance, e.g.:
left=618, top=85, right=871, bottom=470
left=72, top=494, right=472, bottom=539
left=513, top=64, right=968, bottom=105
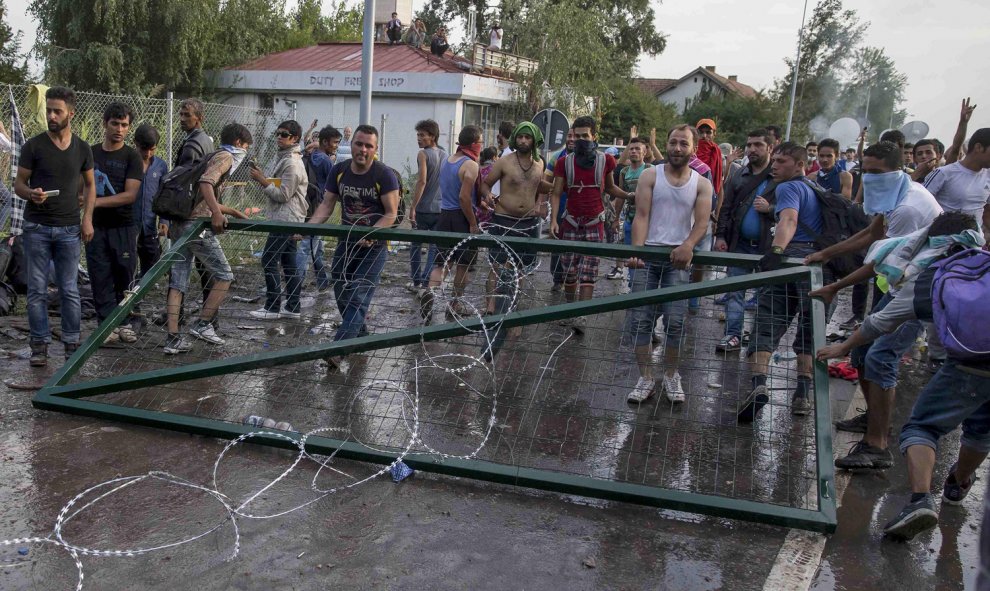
left=487, top=213, right=541, bottom=269
left=436, top=209, right=477, bottom=265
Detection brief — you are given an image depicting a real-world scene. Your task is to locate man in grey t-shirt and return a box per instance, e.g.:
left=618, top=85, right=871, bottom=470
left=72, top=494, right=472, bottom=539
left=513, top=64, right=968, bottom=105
left=407, top=119, right=447, bottom=290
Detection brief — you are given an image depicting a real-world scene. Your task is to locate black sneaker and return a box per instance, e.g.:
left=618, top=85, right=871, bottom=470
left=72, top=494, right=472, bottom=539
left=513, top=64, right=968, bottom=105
left=63, top=342, right=80, bottom=360
left=835, top=410, right=868, bottom=433
left=942, top=463, right=974, bottom=505
left=29, top=342, right=48, bottom=367
left=883, top=494, right=938, bottom=540
left=835, top=440, right=894, bottom=470
left=791, top=391, right=812, bottom=416
left=737, top=384, right=769, bottom=423
left=927, top=358, right=945, bottom=374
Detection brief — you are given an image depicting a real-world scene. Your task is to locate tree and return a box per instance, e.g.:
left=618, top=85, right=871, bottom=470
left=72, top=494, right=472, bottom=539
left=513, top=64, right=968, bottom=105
left=773, top=0, right=868, bottom=134
left=0, top=0, right=28, bottom=84
left=837, top=47, right=908, bottom=137
left=281, top=0, right=363, bottom=51
left=599, top=81, right=678, bottom=144
left=29, top=0, right=293, bottom=94
left=683, top=93, right=790, bottom=148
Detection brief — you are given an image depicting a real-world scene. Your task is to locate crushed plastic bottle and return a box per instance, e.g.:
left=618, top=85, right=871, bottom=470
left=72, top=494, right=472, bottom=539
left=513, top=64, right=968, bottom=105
left=242, top=415, right=277, bottom=429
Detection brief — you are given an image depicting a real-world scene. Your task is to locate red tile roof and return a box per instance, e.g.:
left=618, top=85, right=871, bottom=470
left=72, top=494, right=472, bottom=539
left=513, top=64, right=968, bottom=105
left=635, top=78, right=677, bottom=96
left=228, top=42, right=471, bottom=74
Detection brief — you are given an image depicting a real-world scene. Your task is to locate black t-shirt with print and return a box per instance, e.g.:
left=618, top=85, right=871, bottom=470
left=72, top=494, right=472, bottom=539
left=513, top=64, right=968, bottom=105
left=92, top=144, right=144, bottom=227
left=325, top=159, right=399, bottom=226
left=20, top=132, right=94, bottom=227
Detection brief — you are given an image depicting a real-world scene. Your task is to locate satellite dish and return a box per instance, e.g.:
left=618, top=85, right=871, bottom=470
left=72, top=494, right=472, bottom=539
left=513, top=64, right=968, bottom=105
left=828, top=117, right=860, bottom=148
left=901, top=120, right=930, bottom=144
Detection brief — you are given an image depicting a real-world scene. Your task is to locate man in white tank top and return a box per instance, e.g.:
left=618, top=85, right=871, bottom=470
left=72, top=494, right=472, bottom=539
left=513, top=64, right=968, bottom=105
left=625, top=125, right=714, bottom=403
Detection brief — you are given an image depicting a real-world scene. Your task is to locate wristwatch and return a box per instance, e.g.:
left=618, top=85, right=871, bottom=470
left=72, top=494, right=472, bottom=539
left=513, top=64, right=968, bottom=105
left=771, top=246, right=785, bottom=255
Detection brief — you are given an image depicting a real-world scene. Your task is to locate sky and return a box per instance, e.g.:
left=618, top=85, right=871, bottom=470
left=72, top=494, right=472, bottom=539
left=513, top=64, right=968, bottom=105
left=6, top=0, right=988, bottom=143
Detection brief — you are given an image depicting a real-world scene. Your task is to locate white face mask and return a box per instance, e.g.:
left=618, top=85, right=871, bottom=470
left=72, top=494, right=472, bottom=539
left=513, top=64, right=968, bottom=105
left=221, top=145, right=247, bottom=171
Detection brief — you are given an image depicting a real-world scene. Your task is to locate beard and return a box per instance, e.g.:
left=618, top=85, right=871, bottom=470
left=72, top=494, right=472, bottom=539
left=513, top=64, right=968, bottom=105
left=47, top=119, right=68, bottom=133
left=515, top=143, right=532, bottom=155
left=667, top=153, right=689, bottom=167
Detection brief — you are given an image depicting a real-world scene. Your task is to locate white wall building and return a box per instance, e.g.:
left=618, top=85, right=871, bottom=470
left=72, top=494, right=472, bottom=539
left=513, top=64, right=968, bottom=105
left=636, top=66, right=758, bottom=114
left=214, top=42, right=519, bottom=176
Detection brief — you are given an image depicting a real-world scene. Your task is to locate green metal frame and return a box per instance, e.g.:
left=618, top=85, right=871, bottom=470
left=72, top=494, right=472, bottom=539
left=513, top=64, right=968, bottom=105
left=33, top=220, right=837, bottom=533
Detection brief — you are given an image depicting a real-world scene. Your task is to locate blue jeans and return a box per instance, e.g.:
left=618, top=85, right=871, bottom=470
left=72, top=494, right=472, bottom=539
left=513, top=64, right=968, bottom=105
left=900, top=360, right=990, bottom=454
left=724, top=240, right=762, bottom=338
left=262, top=234, right=302, bottom=313
left=747, top=242, right=823, bottom=357
left=22, top=222, right=82, bottom=345
left=409, top=212, right=439, bottom=287
left=850, top=294, right=922, bottom=389
left=296, top=235, right=330, bottom=291
left=330, top=240, right=386, bottom=341
left=623, top=219, right=635, bottom=287
left=626, top=259, right=689, bottom=348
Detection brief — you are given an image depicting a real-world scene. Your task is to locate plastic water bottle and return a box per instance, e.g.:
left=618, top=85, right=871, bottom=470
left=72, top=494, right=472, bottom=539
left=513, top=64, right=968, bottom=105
left=274, top=421, right=294, bottom=431
left=242, top=415, right=276, bottom=429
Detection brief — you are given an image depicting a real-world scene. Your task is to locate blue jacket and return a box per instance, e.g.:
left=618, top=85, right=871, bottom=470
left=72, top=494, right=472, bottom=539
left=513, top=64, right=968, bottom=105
left=134, top=156, right=168, bottom=233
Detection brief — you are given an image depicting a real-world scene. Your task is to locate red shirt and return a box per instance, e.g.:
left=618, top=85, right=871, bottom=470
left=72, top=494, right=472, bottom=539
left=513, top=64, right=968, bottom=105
left=807, top=160, right=821, bottom=175
left=554, top=153, right=616, bottom=217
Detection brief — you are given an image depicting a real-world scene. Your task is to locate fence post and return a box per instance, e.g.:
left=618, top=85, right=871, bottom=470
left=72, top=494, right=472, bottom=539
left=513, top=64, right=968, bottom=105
left=380, top=113, right=387, bottom=162
left=166, top=91, right=175, bottom=165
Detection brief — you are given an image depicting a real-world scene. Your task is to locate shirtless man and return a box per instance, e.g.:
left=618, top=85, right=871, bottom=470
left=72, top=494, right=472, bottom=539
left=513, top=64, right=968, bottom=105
left=477, top=122, right=554, bottom=357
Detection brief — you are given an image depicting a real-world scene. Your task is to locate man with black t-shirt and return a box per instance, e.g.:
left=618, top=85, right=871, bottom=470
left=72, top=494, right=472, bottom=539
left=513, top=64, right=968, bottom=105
left=308, top=125, right=399, bottom=370
left=13, top=86, right=96, bottom=366
left=89, top=102, right=144, bottom=345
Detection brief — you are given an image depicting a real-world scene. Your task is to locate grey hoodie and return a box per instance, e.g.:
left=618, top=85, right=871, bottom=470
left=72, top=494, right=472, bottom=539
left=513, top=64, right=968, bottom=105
left=263, top=144, right=309, bottom=223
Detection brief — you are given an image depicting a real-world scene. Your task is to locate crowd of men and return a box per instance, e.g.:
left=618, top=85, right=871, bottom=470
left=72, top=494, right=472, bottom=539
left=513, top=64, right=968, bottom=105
left=7, top=84, right=990, bottom=546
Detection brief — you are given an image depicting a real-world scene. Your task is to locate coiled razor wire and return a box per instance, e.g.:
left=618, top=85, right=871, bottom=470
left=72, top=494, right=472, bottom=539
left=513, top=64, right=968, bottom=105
left=1, top=222, right=572, bottom=590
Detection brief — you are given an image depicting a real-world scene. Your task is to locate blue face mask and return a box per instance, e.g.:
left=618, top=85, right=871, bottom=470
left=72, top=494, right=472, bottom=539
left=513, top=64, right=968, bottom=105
left=862, top=170, right=911, bottom=215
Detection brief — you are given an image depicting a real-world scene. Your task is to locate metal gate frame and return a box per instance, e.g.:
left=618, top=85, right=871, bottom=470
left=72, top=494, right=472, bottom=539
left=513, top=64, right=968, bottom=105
left=33, top=220, right=837, bottom=533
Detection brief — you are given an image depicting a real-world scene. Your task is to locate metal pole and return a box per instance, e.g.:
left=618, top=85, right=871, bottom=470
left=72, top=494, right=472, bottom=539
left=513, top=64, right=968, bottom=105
left=166, top=91, right=175, bottom=165
left=359, top=0, right=376, bottom=125
left=380, top=113, right=387, bottom=161
left=784, top=0, right=809, bottom=142
left=864, top=86, right=871, bottom=128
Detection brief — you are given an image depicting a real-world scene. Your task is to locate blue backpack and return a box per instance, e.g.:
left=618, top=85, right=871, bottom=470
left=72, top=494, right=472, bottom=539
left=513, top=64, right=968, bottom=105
left=927, top=248, right=990, bottom=362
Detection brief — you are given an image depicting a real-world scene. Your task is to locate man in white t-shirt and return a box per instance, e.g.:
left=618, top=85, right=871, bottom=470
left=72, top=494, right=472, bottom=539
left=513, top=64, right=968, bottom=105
left=624, top=124, right=714, bottom=404
left=491, top=120, right=514, bottom=197
left=923, top=127, right=990, bottom=232
left=489, top=22, right=503, bottom=50
left=807, top=141, right=943, bottom=471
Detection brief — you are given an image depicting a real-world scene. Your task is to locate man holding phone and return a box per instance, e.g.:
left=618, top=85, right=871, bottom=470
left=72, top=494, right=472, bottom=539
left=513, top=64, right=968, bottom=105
left=13, top=86, right=96, bottom=367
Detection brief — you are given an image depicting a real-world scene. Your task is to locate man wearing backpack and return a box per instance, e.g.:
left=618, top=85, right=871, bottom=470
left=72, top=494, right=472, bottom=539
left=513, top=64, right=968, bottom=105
left=162, top=123, right=253, bottom=354
left=297, top=125, right=340, bottom=293
left=248, top=120, right=309, bottom=320
left=175, top=98, right=214, bottom=168
left=816, top=212, right=986, bottom=540
left=549, top=116, right=625, bottom=333
left=737, top=142, right=827, bottom=421
left=806, top=141, right=943, bottom=469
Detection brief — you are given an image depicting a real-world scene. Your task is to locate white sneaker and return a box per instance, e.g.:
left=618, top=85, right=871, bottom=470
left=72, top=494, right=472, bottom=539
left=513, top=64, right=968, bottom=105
left=190, top=322, right=225, bottom=345
left=405, top=281, right=418, bottom=293
left=627, top=376, right=655, bottom=403
left=279, top=308, right=302, bottom=319
left=248, top=308, right=281, bottom=320
left=661, top=371, right=685, bottom=403
left=163, top=335, right=193, bottom=355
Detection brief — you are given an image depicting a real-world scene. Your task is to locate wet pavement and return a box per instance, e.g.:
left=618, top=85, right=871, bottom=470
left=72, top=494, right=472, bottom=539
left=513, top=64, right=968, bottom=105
left=0, top=251, right=983, bottom=590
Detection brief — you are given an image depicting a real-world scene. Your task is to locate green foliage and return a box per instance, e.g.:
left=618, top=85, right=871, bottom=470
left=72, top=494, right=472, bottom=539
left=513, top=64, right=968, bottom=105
left=29, top=0, right=362, bottom=95
left=683, top=93, right=789, bottom=147
left=837, top=47, right=908, bottom=136
left=600, top=80, right=679, bottom=144
left=0, top=0, right=29, bottom=84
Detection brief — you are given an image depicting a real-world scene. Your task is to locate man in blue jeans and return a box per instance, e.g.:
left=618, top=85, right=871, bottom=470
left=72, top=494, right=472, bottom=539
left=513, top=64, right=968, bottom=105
left=308, top=125, right=399, bottom=371
left=714, top=128, right=777, bottom=352
left=298, top=125, right=340, bottom=292
left=407, top=119, right=446, bottom=291
left=738, top=142, right=826, bottom=421
left=625, top=125, right=714, bottom=404
left=817, top=212, right=985, bottom=540
left=807, top=141, right=943, bottom=468
left=13, top=86, right=96, bottom=366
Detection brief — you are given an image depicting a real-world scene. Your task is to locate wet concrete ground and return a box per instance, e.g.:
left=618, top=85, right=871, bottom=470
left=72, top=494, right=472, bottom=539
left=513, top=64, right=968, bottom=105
left=0, top=270, right=983, bottom=590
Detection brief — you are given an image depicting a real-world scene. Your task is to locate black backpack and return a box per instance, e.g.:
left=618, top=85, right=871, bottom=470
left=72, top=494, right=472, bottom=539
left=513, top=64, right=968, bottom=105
left=152, top=151, right=224, bottom=221
left=301, top=152, right=324, bottom=221
left=797, top=178, right=871, bottom=278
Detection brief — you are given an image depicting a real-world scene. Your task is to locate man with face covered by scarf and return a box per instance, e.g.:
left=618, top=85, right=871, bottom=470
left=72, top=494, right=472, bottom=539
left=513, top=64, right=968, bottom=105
left=807, top=141, right=942, bottom=471
left=549, top=116, right=627, bottom=333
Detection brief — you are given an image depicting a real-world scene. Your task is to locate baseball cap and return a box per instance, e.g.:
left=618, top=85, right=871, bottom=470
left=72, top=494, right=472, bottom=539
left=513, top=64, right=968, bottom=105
left=696, top=118, right=717, bottom=131
left=604, top=147, right=620, bottom=156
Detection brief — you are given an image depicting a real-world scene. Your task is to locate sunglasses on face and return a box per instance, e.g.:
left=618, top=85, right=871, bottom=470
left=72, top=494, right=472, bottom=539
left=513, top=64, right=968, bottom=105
left=275, top=131, right=293, bottom=139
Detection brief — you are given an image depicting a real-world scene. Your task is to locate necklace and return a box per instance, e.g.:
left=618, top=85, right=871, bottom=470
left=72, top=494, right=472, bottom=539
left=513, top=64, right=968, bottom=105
left=515, top=153, right=534, bottom=175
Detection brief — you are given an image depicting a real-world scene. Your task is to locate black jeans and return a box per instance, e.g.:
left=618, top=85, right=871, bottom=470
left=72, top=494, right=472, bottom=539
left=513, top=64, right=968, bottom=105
left=85, top=225, right=137, bottom=322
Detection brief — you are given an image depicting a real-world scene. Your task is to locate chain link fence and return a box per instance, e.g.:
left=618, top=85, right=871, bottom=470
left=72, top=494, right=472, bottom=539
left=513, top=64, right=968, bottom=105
left=0, top=84, right=290, bottom=233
